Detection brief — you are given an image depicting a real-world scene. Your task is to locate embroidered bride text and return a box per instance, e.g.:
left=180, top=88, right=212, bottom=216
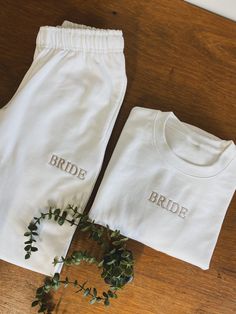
left=49, top=154, right=87, bottom=180
left=148, top=191, right=189, bottom=219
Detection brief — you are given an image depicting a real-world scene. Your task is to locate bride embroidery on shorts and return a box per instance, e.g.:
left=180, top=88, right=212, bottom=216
left=48, top=154, right=87, bottom=180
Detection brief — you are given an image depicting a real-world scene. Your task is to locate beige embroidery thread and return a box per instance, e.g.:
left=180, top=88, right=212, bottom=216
left=49, top=154, right=87, bottom=180
left=148, top=191, right=189, bottom=219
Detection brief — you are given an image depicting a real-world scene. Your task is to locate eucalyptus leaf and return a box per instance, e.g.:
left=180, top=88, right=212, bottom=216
left=25, top=253, right=31, bottom=259
left=24, top=232, right=31, bottom=236
left=31, top=300, right=39, bottom=307
left=89, top=297, right=96, bottom=304
left=93, top=288, right=97, bottom=297
left=83, top=288, right=90, bottom=297
left=104, top=298, right=110, bottom=306
left=24, top=245, right=31, bottom=251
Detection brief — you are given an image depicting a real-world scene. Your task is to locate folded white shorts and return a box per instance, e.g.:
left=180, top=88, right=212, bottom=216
left=0, top=21, right=127, bottom=275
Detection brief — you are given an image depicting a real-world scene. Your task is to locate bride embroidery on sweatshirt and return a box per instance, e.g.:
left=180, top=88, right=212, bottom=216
left=148, top=191, right=189, bottom=219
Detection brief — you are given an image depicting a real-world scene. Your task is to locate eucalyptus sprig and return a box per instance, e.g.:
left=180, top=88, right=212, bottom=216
left=24, top=204, right=134, bottom=313
left=33, top=271, right=118, bottom=312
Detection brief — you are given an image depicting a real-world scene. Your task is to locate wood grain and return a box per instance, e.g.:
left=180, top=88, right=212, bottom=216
left=0, top=1, right=236, bottom=313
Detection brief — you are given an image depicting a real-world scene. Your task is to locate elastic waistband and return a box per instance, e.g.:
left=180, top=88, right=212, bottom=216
left=60, top=20, right=100, bottom=30
left=36, top=24, right=124, bottom=53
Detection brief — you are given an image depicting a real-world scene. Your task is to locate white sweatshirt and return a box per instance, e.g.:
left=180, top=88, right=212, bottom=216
left=89, top=107, right=236, bottom=270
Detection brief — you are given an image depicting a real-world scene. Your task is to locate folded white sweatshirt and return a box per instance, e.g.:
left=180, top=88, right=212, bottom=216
left=89, top=107, right=236, bottom=270
left=0, top=21, right=127, bottom=275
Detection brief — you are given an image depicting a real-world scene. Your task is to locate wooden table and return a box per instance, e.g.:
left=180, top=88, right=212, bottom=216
left=0, top=1, right=236, bottom=313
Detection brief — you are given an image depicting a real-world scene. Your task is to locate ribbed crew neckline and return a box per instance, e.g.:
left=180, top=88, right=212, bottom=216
left=154, top=111, right=236, bottom=178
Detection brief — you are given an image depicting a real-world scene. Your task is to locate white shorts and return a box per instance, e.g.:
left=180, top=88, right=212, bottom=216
left=0, top=20, right=127, bottom=275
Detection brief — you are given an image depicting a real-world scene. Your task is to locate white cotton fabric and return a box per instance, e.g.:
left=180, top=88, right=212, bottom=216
left=89, top=107, right=236, bottom=270
left=0, top=21, right=127, bottom=276
left=185, top=0, right=236, bottom=22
